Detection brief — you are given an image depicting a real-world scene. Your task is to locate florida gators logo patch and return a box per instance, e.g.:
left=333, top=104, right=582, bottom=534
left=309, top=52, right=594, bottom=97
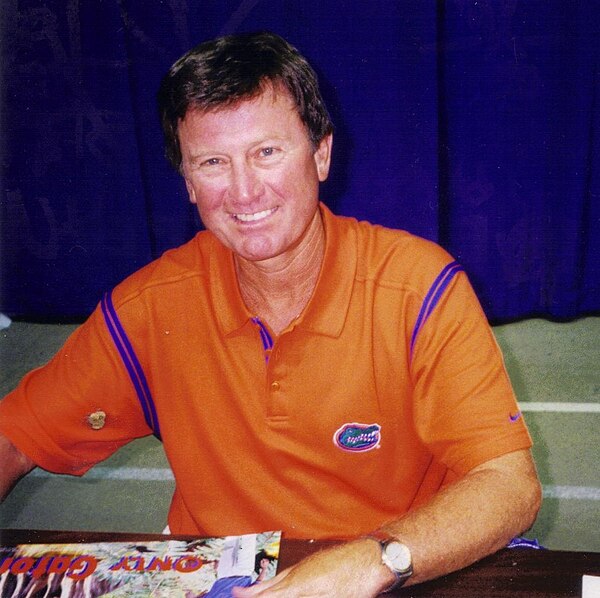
left=333, top=422, right=381, bottom=452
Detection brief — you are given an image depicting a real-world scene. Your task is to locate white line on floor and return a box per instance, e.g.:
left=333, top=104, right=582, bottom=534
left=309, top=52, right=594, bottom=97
left=29, top=469, right=600, bottom=499
left=543, top=486, right=600, bottom=500
left=521, top=402, right=600, bottom=413
left=31, top=467, right=175, bottom=481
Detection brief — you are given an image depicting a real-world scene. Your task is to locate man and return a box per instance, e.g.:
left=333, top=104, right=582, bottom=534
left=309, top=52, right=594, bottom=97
left=0, top=32, right=540, bottom=596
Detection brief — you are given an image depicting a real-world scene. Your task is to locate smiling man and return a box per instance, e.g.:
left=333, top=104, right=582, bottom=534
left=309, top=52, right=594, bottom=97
left=0, top=32, right=541, bottom=597
left=177, top=83, right=331, bottom=335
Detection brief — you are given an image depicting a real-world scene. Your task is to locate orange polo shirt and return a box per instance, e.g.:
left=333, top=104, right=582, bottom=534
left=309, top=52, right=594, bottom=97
left=0, top=204, right=532, bottom=539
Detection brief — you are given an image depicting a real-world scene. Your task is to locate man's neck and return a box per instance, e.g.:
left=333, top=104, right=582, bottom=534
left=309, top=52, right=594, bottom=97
left=235, top=212, right=325, bottom=336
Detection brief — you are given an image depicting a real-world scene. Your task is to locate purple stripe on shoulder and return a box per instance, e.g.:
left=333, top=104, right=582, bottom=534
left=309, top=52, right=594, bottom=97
left=101, top=292, right=161, bottom=439
left=410, top=261, right=464, bottom=360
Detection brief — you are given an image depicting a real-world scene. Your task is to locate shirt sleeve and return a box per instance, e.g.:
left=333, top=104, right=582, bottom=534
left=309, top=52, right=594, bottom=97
left=0, top=303, right=153, bottom=475
left=410, top=268, right=532, bottom=476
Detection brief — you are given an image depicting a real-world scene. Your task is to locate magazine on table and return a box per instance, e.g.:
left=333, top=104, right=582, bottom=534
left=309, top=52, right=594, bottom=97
left=0, top=531, right=281, bottom=597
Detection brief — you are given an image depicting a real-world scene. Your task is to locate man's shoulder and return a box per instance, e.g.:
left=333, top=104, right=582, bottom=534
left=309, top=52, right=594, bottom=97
left=339, top=215, right=457, bottom=294
left=110, top=230, right=217, bottom=308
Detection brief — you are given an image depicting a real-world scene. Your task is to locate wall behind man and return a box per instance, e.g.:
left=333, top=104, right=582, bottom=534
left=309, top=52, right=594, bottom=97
left=1, top=1, right=598, bottom=321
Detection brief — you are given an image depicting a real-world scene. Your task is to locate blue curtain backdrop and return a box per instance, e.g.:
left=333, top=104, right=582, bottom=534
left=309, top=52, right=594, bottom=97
left=1, top=1, right=598, bottom=321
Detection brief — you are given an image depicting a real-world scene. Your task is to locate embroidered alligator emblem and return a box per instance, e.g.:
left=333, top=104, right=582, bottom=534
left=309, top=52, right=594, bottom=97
left=333, top=422, right=381, bottom=452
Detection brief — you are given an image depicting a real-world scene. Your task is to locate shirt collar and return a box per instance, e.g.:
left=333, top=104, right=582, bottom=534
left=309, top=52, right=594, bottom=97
left=209, top=235, right=251, bottom=336
left=210, top=202, right=357, bottom=338
left=297, top=203, right=357, bottom=337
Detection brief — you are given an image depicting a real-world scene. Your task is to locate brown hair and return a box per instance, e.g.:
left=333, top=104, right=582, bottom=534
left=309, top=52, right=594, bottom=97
left=157, top=31, right=333, bottom=171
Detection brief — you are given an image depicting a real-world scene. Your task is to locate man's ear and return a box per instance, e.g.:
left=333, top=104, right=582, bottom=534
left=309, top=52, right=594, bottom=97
left=183, top=176, right=197, bottom=205
left=314, top=133, right=333, bottom=182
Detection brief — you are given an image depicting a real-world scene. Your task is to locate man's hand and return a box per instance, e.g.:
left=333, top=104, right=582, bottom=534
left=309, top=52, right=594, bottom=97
left=232, top=539, right=393, bottom=598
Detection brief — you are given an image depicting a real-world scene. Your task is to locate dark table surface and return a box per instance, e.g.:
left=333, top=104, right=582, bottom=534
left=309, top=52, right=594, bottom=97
left=1, top=529, right=599, bottom=597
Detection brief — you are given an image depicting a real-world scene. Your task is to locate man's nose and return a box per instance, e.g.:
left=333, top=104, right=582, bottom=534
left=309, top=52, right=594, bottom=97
left=229, top=163, right=263, bottom=204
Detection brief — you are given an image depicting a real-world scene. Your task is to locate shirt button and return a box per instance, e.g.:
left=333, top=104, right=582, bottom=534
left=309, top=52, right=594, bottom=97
left=270, top=381, right=280, bottom=391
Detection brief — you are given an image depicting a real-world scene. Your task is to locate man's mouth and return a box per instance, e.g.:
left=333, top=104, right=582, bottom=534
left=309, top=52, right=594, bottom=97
left=233, top=207, right=277, bottom=223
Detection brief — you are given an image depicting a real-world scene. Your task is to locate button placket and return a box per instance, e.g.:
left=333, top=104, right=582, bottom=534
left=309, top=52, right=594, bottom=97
left=265, top=338, right=289, bottom=419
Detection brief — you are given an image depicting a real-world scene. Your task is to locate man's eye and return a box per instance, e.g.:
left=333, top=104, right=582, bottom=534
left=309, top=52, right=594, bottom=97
left=260, top=147, right=275, bottom=157
left=203, top=158, right=221, bottom=166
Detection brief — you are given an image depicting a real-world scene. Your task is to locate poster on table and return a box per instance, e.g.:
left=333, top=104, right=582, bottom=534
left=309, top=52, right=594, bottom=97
left=0, top=531, right=281, bottom=597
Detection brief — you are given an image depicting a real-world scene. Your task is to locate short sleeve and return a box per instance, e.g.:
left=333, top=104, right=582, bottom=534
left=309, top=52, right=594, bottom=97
left=410, top=269, right=532, bottom=476
left=0, top=304, right=153, bottom=475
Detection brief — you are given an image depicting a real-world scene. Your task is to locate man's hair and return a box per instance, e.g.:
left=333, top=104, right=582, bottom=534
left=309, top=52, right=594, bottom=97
left=157, top=31, right=333, bottom=171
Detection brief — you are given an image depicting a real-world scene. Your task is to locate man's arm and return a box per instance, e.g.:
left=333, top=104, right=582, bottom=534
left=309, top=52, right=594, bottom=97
left=233, top=448, right=541, bottom=597
left=0, top=432, right=36, bottom=501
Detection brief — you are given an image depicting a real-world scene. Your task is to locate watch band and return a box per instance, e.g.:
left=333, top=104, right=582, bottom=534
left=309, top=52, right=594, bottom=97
left=367, top=529, right=397, bottom=544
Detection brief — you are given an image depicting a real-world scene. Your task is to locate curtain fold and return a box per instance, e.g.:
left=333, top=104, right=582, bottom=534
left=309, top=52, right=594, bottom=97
left=1, top=1, right=598, bottom=321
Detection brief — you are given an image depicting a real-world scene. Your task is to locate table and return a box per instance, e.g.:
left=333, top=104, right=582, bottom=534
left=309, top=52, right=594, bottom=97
left=1, top=529, right=599, bottom=597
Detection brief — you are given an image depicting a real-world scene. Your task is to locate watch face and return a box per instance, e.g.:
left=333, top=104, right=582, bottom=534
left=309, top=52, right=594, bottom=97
left=384, top=541, right=412, bottom=572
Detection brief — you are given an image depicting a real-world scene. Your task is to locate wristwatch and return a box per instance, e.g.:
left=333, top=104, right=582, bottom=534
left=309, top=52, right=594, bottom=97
left=366, top=530, right=413, bottom=592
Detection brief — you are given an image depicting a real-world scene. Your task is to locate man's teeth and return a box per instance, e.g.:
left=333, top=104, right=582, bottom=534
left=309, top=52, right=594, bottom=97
left=235, top=208, right=275, bottom=222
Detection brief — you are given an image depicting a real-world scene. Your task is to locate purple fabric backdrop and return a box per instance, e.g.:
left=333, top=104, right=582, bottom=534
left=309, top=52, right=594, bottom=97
left=1, top=1, right=598, bottom=321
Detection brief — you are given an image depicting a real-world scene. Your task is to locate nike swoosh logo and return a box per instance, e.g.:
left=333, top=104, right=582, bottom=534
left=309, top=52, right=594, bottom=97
left=509, top=411, right=522, bottom=422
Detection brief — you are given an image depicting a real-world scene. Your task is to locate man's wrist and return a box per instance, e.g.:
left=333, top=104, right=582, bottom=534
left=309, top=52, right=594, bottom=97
left=363, top=531, right=414, bottom=592
left=355, top=537, right=399, bottom=594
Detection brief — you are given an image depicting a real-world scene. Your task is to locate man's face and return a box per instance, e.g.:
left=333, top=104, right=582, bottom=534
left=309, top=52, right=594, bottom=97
left=178, top=85, right=332, bottom=265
